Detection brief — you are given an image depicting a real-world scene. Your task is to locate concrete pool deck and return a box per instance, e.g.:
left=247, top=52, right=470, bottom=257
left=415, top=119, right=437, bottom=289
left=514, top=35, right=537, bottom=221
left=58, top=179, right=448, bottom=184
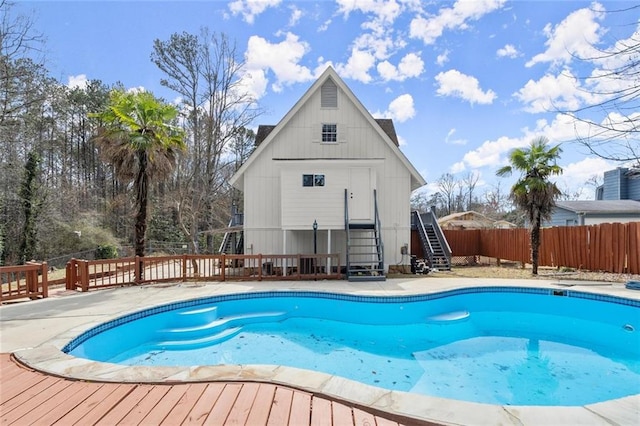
left=1, top=276, right=639, bottom=425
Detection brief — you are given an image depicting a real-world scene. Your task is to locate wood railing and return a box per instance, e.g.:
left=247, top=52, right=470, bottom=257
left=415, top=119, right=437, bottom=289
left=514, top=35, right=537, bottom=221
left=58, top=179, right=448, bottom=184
left=443, top=221, right=640, bottom=274
left=0, top=262, right=48, bottom=303
left=66, top=253, right=342, bottom=292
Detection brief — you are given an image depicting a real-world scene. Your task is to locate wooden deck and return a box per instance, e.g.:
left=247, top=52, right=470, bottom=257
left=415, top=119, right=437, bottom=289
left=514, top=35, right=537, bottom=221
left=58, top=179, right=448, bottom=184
left=0, top=354, right=429, bottom=425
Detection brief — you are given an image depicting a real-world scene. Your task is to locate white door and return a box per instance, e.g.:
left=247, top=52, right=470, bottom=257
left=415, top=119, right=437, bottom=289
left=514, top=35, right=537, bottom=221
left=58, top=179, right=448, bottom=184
left=348, top=168, right=372, bottom=221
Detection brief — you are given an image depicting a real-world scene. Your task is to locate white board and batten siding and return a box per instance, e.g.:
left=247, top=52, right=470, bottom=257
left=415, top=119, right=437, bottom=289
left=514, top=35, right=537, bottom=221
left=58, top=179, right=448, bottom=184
left=231, top=67, right=426, bottom=269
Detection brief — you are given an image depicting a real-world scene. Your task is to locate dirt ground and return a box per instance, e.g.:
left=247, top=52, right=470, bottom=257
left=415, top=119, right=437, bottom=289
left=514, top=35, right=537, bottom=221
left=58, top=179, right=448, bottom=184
left=418, top=264, right=640, bottom=284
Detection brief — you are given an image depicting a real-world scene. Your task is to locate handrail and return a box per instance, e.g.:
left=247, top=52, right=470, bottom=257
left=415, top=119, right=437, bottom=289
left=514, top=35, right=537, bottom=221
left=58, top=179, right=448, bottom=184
left=0, top=262, right=48, bottom=303
left=373, top=189, right=384, bottom=270
left=427, top=210, right=452, bottom=258
left=344, top=188, right=350, bottom=272
left=63, top=253, right=342, bottom=292
left=413, top=211, right=435, bottom=265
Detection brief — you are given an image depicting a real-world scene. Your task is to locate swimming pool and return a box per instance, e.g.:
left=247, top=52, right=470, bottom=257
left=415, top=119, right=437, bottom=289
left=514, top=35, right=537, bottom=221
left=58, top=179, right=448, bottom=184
left=64, top=287, right=640, bottom=406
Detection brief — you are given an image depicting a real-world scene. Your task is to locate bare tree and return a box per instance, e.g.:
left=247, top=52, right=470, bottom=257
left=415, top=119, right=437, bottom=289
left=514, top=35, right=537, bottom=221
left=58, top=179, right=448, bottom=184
left=563, top=5, right=639, bottom=164
left=437, top=173, right=458, bottom=215
left=151, top=29, right=262, bottom=254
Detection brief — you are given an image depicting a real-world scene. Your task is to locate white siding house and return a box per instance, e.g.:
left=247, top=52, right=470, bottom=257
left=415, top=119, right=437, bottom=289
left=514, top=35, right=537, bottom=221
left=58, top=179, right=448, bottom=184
left=229, top=67, right=425, bottom=276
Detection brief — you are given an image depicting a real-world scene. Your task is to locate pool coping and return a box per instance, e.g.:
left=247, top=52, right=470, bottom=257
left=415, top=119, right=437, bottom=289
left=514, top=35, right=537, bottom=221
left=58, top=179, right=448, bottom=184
left=7, top=278, right=640, bottom=425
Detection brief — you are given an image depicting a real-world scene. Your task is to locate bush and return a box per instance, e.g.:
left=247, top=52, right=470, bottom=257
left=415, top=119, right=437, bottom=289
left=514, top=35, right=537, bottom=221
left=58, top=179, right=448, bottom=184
left=95, top=244, right=119, bottom=259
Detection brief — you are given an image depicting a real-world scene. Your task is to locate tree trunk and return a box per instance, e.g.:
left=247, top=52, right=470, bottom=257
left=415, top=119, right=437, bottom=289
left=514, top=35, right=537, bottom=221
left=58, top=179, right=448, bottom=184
left=134, top=151, right=148, bottom=281
left=530, top=212, right=541, bottom=275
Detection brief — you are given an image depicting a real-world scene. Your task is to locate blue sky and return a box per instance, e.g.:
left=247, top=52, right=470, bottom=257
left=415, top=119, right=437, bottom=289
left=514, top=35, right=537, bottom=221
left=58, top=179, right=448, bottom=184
left=16, top=0, right=640, bottom=200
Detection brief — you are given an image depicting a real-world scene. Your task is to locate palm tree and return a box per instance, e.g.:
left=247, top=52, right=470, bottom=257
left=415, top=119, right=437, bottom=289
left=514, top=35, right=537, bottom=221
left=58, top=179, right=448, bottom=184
left=496, top=137, right=563, bottom=275
left=92, top=90, right=185, bottom=279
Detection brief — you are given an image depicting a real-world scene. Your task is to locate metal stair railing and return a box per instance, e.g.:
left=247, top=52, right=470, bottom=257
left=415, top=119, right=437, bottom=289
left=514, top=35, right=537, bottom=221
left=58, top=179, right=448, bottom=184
left=413, top=211, right=435, bottom=267
left=373, top=189, right=384, bottom=271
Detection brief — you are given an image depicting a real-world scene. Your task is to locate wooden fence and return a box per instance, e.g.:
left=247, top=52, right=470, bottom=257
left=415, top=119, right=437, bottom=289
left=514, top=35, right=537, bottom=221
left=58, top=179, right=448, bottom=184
left=66, top=253, right=342, bottom=292
left=444, top=221, right=640, bottom=274
left=0, top=262, right=48, bottom=303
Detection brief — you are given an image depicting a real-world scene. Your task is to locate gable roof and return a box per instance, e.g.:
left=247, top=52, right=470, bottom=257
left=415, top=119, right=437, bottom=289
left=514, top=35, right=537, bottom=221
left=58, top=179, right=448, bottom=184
left=229, top=66, right=426, bottom=190
left=555, top=200, right=640, bottom=214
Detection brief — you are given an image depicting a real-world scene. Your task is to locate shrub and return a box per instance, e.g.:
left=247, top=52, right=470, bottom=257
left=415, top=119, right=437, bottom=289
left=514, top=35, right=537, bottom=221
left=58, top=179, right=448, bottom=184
left=95, top=244, right=119, bottom=259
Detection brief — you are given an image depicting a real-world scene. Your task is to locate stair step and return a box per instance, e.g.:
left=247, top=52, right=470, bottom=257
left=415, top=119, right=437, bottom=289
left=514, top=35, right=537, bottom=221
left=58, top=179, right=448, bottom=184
left=348, top=223, right=376, bottom=230
left=158, top=327, right=242, bottom=349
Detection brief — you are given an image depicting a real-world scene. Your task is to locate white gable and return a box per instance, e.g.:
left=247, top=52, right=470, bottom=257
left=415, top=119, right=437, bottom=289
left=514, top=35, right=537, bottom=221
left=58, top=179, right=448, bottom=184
left=229, top=66, right=425, bottom=190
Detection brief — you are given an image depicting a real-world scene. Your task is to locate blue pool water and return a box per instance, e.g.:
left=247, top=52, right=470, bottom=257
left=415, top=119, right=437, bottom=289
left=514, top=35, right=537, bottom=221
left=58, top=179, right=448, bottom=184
left=65, top=288, right=640, bottom=406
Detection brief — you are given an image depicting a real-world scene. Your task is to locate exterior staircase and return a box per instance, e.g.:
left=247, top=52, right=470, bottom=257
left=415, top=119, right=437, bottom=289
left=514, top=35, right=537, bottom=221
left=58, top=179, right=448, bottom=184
left=219, top=206, right=244, bottom=255
left=345, top=189, right=385, bottom=281
left=412, top=210, right=451, bottom=270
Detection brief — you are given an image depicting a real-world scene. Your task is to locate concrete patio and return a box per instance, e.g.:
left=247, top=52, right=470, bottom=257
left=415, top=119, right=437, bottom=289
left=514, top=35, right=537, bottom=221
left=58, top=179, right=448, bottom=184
left=1, top=276, right=639, bottom=425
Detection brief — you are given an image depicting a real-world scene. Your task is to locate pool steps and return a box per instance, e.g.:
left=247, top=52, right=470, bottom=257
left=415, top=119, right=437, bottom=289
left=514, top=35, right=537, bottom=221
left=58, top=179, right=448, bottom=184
left=426, top=310, right=470, bottom=323
left=157, top=310, right=288, bottom=349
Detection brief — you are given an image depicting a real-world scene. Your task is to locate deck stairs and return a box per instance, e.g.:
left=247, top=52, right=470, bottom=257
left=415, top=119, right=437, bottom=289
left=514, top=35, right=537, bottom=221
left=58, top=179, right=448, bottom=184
left=345, top=189, right=385, bottom=281
left=412, top=210, right=451, bottom=271
left=219, top=207, right=244, bottom=255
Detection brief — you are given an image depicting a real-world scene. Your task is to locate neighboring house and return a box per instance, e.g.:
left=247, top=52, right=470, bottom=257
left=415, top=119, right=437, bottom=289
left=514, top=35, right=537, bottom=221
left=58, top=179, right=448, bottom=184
left=229, top=66, right=426, bottom=278
left=546, top=200, right=640, bottom=226
left=438, top=211, right=517, bottom=230
left=596, top=167, right=640, bottom=201
left=547, top=167, right=640, bottom=226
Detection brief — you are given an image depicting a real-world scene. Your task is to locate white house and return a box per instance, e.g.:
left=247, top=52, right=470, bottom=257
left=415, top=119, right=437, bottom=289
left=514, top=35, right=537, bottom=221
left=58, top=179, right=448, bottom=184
left=229, top=67, right=426, bottom=279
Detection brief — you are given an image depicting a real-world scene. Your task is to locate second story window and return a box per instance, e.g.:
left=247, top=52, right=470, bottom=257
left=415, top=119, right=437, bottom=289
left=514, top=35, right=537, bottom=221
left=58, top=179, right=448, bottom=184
left=322, top=124, right=337, bottom=143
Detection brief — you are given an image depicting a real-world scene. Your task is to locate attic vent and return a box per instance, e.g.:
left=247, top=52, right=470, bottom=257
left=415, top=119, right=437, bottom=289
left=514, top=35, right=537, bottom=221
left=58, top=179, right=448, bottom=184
left=321, top=79, right=337, bottom=108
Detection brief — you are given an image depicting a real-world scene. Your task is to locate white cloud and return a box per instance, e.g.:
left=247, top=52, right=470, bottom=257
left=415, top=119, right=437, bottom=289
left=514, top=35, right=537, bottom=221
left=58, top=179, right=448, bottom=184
left=385, top=94, right=416, bottom=123
left=436, top=50, right=450, bottom=66
left=445, top=128, right=468, bottom=145
left=462, top=135, right=525, bottom=169
left=244, top=33, right=313, bottom=93
left=451, top=161, right=466, bottom=173
left=288, top=6, right=303, bottom=27
left=526, top=2, right=605, bottom=67
left=335, top=48, right=376, bottom=83
left=353, top=32, right=396, bottom=60
left=435, top=69, right=497, bottom=105
left=557, top=156, right=614, bottom=198
left=514, top=70, right=595, bottom=113
left=409, top=0, right=506, bottom=45
left=374, top=94, right=416, bottom=123
left=228, top=0, right=281, bottom=24
left=336, top=0, right=402, bottom=24
left=67, top=74, right=88, bottom=89
left=496, top=44, right=519, bottom=58
left=377, top=52, right=424, bottom=81
left=237, top=69, right=268, bottom=101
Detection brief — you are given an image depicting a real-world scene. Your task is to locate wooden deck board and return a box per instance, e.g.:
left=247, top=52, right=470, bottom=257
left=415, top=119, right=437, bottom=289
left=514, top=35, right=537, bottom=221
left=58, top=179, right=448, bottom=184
left=288, top=390, right=312, bottom=426
left=332, top=400, right=355, bottom=425
left=141, top=384, right=189, bottom=425
left=2, top=378, right=72, bottom=424
left=184, top=383, right=226, bottom=425
left=69, top=384, right=137, bottom=426
left=267, top=387, right=294, bottom=426
left=0, top=354, right=411, bottom=426
left=118, top=384, right=170, bottom=425
left=244, top=383, right=277, bottom=425
left=224, top=382, right=260, bottom=425
left=160, top=383, right=208, bottom=425
left=94, top=384, right=155, bottom=426
left=202, top=383, right=242, bottom=426
left=310, top=397, right=333, bottom=426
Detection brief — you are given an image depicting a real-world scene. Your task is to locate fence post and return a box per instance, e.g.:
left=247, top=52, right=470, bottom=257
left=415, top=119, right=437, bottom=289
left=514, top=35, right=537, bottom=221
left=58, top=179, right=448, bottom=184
left=41, top=262, right=48, bottom=298
left=258, top=254, right=263, bottom=281
left=182, top=255, right=188, bottom=282
left=135, top=256, right=141, bottom=285
left=81, top=260, right=90, bottom=292
left=66, top=259, right=75, bottom=290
